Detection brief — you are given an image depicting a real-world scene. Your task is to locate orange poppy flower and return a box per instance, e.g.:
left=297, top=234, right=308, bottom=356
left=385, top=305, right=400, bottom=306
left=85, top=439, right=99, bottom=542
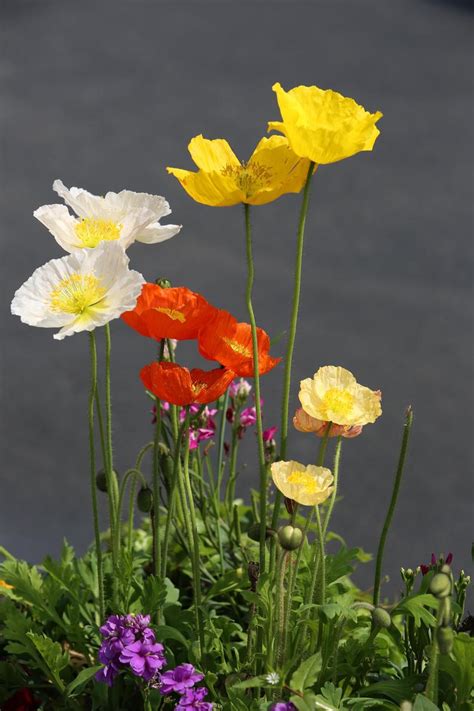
left=198, top=309, right=281, bottom=377
left=122, top=283, right=216, bottom=340
left=140, top=361, right=235, bottom=405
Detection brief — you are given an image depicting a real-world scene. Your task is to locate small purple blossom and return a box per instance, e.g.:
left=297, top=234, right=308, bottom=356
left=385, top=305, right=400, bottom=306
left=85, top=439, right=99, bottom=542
left=270, top=703, right=297, bottom=711
left=159, top=663, right=204, bottom=695
left=119, top=639, right=166, bottom=681
left=240, top=405, right=257, bottom=428
left=229, top=378, right=251, bottom=400
left=175, top=686, right=213, bottom=709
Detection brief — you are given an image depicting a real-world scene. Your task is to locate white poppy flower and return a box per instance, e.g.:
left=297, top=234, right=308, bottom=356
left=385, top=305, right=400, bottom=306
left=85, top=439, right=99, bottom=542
left=33, top=179, right=181, bottom=253
left=11, top=241, right=145, bottom=340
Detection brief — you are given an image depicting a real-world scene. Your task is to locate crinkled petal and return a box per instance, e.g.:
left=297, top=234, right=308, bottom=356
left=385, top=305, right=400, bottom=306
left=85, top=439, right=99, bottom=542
left=34, top=204, right=82, bottom=252
left=188, top=134, right=241, bottom=172
left=167, top=167, right=243, bottom=206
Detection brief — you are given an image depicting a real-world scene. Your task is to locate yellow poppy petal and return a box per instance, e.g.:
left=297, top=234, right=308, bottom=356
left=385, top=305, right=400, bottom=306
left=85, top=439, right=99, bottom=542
left=167, top=167, right=243, bottom=207
left=271, top=460, right=334, bottom=506
left=272, top=82, right=382, bottom=164
left=188, top=135, right=241, bottom=172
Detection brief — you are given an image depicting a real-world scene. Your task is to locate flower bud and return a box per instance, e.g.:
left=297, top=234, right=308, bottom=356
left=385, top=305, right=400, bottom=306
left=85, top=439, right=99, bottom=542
left=284, top=496, right=297, bottom=515
left=155, top=277, right=171, bottom=288
left=137, top=487, right=153, bottom=513
left=160, top=451, right=175, bottom=488
left=437, top=626, right=454, bottom=654
left=96, top=468, right=119, bottom=493
left=430, top=572, right=452, bottom=598
left=278, top=525, right=304, bottom=551
left=247, top=524, right=275, bottom=542
left=372, top=607, right=392, bottom=629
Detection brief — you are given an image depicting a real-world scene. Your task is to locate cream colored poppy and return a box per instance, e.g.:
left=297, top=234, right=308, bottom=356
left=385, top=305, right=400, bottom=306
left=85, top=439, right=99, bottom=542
left=271, top=460, right=334, bottom=506
left=299, top=366, right=382, bottom=426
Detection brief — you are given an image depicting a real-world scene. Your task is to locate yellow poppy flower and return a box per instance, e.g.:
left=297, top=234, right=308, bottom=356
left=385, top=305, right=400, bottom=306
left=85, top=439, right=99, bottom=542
left=271, top=460, right=334, bottom=506
left=167, top=134, right=311, bottom=206
left=269, top=83, right=383, bottom=165
left=299, top=366, right=382, bottom=427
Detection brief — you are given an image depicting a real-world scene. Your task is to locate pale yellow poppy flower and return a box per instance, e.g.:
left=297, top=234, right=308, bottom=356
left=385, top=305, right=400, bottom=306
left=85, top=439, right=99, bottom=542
left=269, top=83, right=382, bottom=165
left=167, top=134, right=311, bottom=206
left=271, top=460, right=334, bottom=506
left=299, top=366, right=382, bottom=427
left=293, top=407, right=363, bottom=439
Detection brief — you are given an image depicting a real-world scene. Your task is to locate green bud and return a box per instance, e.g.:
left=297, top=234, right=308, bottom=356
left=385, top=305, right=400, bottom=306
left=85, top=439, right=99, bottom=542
left=247, top=524, right=276, bottom=542
left=155, top=277, right=171, bottom=288
left=440, top=563, right=452, bottom=576
left=437, top=626, right=454, bottom=654
left=137, top=487, right=153, bottom=513
left=278, top=525, right=304, bottom=551
left=372, top=607, right=392, bottom=629
left=160, top=452, right=175, bottom=487
left=430, top=572, right=451, bottom=598
left=96, top=468, right=119, bottom=493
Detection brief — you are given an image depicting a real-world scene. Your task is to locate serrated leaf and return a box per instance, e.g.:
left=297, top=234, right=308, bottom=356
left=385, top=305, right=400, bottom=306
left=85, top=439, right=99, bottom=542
left=66, top=665, right=102, bottom=697
left=154, top=625, right=189, bottom=648
left=26, top=632, right=69, bottom=691
left=392, top=593, right=438, bottom=627
left=290, top=652, right=322, bottom=692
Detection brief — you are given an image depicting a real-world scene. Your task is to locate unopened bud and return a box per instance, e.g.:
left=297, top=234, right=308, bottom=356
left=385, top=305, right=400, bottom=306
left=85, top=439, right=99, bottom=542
left=372, top=607, right=391, bottom=629
left=247, top=524, right=275, bottom=542
left=160, top=452, right=175, bottom=486
left=284, top=497, right=297, bottom=515
left=437, top=626, right=454, bottom=654
left=96, top=468, right=119, bottom=493
left=137, top=487, right=153, bottom=513
left=430, top=572, right=451, bottom=598
left=155, top=277, right=171, bottom=288
left=247, top=561, right=259, bottom=591
left=278, top=525, right=304, bottom=551
left=440, top=563, right=452, bottom=576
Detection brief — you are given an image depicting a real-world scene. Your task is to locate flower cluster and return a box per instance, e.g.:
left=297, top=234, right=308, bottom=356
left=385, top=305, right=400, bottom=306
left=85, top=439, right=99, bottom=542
left=420, top=552, right=453, bottom=576
left=157, top=663, right=212, bottom=709
left=154, top=402, right=218, bottom=450
left=95, top=614, right=166, bottom=687
left=123, top=284, right=281, bottom=406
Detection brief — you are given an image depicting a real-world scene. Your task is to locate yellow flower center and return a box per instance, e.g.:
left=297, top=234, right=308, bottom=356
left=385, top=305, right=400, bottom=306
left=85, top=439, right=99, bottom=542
left=154, top=307, right=186, bottom=323
left=50, top=274, right=106, bottom=314
left=322, top=387, right=354, bottom=419
left=222, top=337, right=252, bottom=358
left=74, top=218, right=122, bottom=248
left=287, top=470, right=319, bottom=495
left=221, top=162, right=273, bottom=197
left=192, top=382, right=206, bottom=396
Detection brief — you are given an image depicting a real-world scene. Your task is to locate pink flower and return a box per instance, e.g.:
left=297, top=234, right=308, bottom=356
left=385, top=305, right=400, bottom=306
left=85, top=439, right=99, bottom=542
left=229, top=378, right=252, bottom=400
left=240, top=406, right=257, bottom=428
left=263, top=426, right=278, bottom=442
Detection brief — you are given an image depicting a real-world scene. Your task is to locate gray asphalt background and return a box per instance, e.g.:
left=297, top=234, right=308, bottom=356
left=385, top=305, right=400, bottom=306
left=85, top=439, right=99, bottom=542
left=1, top=0, right=473, bottom=597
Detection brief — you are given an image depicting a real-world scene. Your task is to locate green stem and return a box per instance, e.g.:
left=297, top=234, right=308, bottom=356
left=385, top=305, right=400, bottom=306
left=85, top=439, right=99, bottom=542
left=322, top=436, right=342, bottom=538
left=104, top=324, right=118, bottom=577
left=181, top=406, right=205, bottom=655
left=88, top=333, right=104, bottom=620
left=216, top=388, right=229, bottom=495
left=152, top=340, right=166, bottom=582
left=94, top=387, right=108, bottom=473
left=243, top=203, right=268, bottom=575
left=273, top=161, right=315, bottom=529
left=225, top=429, right=239, bottom=510
left=314, top=506, right=325, bottom=606
left=161, top=414, right=188, bottom=579
left=373, top=407, right=414, bottom=606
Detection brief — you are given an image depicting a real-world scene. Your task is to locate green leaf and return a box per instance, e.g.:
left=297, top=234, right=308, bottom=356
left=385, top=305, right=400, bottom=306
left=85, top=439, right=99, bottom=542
left=362, top=676, right=420, bottom=703
left=66, top=665, right=102, bottom=697
left=291, top=693, right=320, bottom=711
left=439, top=633, right=474, bottom=704
left=412, top=694, right=440, bottom=711
left=392, top=593, right=439, bottom=627
left=154, top=625, right=189, bottom=648
left=290, top=652, right=322, bottom=692
left=315, top=682, right=343, bottom=708
left=26, top=632, right=69, bottom=691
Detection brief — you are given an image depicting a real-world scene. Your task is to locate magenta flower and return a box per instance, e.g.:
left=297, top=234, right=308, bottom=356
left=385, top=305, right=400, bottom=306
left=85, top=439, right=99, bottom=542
left=229, top=378, right=251, bottom=400
left=263, top=426, right=278, bottom=442
left=119, top=640, right=166, bottom=681
left=159, top=663, right=204, bottom=695
left=270, top=703, right=297, bottom=711
left=240, top=406, right=257, bottom=427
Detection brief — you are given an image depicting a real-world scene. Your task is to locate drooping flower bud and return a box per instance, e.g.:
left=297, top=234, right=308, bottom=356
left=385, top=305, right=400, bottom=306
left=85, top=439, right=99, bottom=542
left=137, top=487, right=154, bottom=513
left=247, top=524, right=275, bottom=542
left=430, top=572, right=452, bottom=598
left=372, top=607, right=392, bottom=629
left=96, top=468, right=119, bottom=493
left=278, top=525, right=304, bottom=551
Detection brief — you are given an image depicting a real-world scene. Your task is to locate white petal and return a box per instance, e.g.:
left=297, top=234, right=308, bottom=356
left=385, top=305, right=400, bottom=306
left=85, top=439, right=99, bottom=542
left=34, top=204, right=82, bottom=252
left=53, top=179, right=107, bottom=219
left=135, top=222, right=182, bottom=244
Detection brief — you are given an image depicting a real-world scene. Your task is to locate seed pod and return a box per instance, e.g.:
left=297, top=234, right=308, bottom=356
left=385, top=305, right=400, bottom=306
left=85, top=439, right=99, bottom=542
left=247, top=524, right=275, bottom=542
left=278, top=525, right=304, bottom=551
left=137, top=487, right=153, bottom=513
left=372, top=607, right=392, bottom=629
left=437, top=626, right=454, bottom=654
left=430, top=572, right=451, bottom=598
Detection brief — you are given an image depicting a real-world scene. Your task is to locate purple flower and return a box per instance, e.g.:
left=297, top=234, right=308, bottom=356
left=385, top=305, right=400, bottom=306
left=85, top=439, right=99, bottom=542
left=175, top=686, right=213, bottom=709
left=159, top=663, right=204, bottom=695
left=240, top=406, right=257, bottom=428
left=270, top=703, right=297, bottom=711
left=119, top=640, right=166, bottom=681
left=95, top=661, right=120, bottom=687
